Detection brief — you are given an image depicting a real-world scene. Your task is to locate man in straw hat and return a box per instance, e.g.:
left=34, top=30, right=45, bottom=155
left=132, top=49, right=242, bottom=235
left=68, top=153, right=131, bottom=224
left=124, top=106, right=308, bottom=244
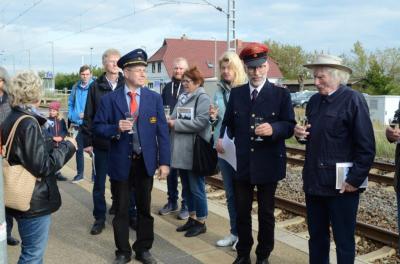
left=294, top=54, right=375, bottom=263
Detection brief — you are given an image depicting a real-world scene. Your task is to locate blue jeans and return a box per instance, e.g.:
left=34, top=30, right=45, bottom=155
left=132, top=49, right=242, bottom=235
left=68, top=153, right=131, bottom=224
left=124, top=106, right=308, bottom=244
left=180, top=169, right=208, bottom=220
left=16, top=214, right=51, bottom=264
left=6, top=214, right=14, bottom=238
left=167, top=168, right=187, bottom=208
left=75, top=131, right=84, bottom=178
left=218, top=158, right=237, bottom=236
left=306, top=194, right=359, bottom=264
left=93, top=148, right=136, bottom=221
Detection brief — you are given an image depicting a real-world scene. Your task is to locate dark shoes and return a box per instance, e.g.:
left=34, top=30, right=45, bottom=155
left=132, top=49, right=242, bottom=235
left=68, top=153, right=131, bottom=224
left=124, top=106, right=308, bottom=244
left=255, top=258, right=269, bottom=264
left=113, top=254, right=131, bottom=264
left=176, top=217, right=195, bottom=232
left=158, top=202, right=178, bottom=215
left=184, top=221, right=206, bottom=237
left=232, top=256, right=251, bottom=264
left=135, top=250, right=157, bottom=264
left=55, top=172, right=68, bottom=181
left=90, top=220, right=105, bottom=235
left=129, top=217, right=138, bottom=230
left=7, top=236, right=20, bottom=246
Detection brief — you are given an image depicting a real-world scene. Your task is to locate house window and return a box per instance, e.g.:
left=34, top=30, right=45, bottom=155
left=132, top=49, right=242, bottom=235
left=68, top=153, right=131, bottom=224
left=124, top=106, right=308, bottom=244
left=152, top=63, right=155, bottom=73
left=158, top=62, right=161, bottom=73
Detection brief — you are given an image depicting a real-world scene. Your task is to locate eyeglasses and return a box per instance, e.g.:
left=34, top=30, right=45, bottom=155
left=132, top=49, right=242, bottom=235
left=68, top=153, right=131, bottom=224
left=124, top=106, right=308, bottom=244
left=181, top=79, right=192, bottom=83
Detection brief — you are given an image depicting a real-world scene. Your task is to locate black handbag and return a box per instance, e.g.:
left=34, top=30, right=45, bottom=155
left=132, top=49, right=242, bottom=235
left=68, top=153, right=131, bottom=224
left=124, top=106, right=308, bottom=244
left=192, top=94, right=218, bottom=176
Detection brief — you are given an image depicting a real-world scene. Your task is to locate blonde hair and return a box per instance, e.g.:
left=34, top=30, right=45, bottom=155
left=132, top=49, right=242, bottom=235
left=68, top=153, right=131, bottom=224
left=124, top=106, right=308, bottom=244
left=8, top=71, right=43, bottom=107
left=218, top=51, right=247, bottom=87
left=102, top=48, right=121, bottom=65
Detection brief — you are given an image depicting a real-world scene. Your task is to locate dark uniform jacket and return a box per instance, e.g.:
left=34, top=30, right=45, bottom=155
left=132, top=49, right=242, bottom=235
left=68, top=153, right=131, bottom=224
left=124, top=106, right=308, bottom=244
left=302, top=85, right=376, bottom=196
left=82, top=72, right=124, bottom=150
left=161, top=78, right=184, bottom=113
left=221, top=80, right=295, bottom=184
left=1, top=107, right=75, bottom=218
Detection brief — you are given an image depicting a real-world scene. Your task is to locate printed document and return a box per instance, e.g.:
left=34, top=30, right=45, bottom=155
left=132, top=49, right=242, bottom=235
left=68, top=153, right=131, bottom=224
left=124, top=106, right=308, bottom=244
left=335, top=162, right=368, bottom=189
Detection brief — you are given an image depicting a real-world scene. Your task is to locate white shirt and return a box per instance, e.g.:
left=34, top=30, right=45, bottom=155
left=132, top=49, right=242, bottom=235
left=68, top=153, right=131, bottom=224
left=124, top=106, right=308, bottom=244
left=249, top=78, right=267, bottom=97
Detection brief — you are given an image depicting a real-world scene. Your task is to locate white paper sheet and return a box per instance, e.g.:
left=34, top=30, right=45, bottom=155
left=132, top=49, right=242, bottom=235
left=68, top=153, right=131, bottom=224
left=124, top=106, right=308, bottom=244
left=218, top=130, right=237, bottom=171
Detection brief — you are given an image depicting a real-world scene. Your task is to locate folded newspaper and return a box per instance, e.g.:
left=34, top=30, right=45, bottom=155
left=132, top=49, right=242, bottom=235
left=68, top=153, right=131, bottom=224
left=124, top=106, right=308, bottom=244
left=335, top=162, right=368, bottom=189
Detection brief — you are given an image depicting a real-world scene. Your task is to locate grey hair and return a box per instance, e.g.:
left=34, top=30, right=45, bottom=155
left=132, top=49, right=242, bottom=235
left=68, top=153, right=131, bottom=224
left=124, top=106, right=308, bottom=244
left=0, top=66, right=10, bottom=90
left=173, top=57, right=189, bottom=69
left=8, top=71, right=43, bottom=107
left=315, top=67, right=350, bottom=85
left=102, top=48, right=121, bottom=65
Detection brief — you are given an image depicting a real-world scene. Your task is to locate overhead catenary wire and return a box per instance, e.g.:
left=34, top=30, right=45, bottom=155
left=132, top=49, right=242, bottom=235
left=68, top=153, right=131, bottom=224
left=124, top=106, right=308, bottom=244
left=0, top=0, right=43, bottom=29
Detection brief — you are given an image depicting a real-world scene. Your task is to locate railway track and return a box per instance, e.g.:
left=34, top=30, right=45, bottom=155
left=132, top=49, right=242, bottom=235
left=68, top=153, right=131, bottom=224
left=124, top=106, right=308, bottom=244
left=287, top=146, right=395, bottom=185
left=205, top=175, right=399, bottom=262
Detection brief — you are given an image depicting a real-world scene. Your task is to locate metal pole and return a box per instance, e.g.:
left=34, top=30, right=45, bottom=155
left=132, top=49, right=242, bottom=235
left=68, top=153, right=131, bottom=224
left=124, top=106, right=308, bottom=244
left=0, top=156, right=8, bottom=263
left=226, top=0, right=230, bottom=51
left=214, top=38, right=217, bottom=78
left=27, top=50, right=31, bottom=69
left=50, top=42, right=55, bottom=89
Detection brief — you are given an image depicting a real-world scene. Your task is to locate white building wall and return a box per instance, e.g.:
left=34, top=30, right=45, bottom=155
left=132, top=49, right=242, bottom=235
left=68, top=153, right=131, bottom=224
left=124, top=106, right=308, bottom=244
left=366, top=95, right=400, bottom=125
left=146, top=61, right=170, bottom=94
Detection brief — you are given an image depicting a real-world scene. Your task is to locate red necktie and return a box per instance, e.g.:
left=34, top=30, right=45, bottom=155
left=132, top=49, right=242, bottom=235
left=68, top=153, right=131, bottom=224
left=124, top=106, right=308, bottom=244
left=128, top=91, right=137, bottom=114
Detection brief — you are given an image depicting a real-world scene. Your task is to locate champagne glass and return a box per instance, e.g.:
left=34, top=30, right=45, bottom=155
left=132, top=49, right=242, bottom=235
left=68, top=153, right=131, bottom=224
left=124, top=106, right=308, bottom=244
left=254, top=117, right=264, bottom=142
left=210, top=103, right=219, bottom=121
left=124, top=112, right=135, bottom=134
left=164, top=105, right=170, bottom=120
left=298, top=116, right=308, bottom=143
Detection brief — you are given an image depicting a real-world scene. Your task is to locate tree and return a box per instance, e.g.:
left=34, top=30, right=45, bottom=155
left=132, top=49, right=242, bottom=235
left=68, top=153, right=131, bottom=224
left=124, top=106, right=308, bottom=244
left=55, top=65, right=105, bottom=90
left=344, top=41, right=369, bottom=78
left=364, top=58, right=394, bottom=95
left=264, top=39, right=309, bottom=80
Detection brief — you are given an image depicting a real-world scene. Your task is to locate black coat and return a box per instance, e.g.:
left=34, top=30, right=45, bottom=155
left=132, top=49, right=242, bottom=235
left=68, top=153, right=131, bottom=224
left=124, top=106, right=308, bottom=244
left=161, top=78, right=184, bottom=113
left=81, top=72, right=125, bottom=149
left=1, top=107, right=75, bottom=218
left=222, top=80, right=296, bottom=184
left=302, top=85, right=376, bottom=196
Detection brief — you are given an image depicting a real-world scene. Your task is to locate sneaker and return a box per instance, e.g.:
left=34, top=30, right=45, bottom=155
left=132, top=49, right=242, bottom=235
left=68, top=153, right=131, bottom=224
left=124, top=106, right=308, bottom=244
left=177, top=206, right=189, bottom=220
left=184, top=221, right=206, bottom=237
left=216, top=233, right=238, bottom=247
left=158, top=202, right=178, bottom=215
left=176, top=218, right=195, bottom=232
left=232, top=239, right=238, bottom=251
left=71, top=175, right=83, bottom=184
left=56, top=172, right=68, bottom=181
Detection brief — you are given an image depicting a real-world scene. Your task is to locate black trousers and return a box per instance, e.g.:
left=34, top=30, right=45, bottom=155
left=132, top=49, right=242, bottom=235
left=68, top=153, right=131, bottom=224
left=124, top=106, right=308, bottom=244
left=234, top=180, right=277, bottom=259
left=113, top=155, right=154, bottom=257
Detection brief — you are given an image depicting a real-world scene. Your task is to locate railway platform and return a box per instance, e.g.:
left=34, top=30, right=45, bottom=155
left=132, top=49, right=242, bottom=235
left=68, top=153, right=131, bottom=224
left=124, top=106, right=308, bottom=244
left=6, top=155, right=368, bottom=264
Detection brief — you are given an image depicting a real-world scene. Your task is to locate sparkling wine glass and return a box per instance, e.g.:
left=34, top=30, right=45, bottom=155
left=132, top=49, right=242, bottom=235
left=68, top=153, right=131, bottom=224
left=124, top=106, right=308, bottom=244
left=164, top=105, right=170, bottom=120
left=124, top=112, right=136, bottom=134
left=298, top=116, right=308, bottom=143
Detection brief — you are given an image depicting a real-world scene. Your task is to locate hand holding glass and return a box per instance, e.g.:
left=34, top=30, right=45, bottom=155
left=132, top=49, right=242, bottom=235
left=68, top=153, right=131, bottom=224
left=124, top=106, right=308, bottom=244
left=209, top=104, right=219, bottom=121
left=164, top=105, right=170, bottom=120
left=254, top=117, right=264, bottom=141
left=298, top=116, right=308, bottom=143
left=124, top=112, right=136, bottom=134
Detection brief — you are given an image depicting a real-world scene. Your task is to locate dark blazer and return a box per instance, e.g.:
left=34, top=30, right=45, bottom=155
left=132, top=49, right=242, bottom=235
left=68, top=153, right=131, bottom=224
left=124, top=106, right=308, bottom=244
left=93, top=85, right=170, bottom=181
left=221, top=80, right=295, bottom=184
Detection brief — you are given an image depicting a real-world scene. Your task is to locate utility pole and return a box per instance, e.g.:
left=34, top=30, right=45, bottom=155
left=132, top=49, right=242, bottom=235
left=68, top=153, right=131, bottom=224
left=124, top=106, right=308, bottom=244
left=90, top=47, right=93, bottom=69
left=227, top=0, right=236, bottom=51
left=49, top=41, right=55, bottom=89
left=27, top=49, right=31, bottom=69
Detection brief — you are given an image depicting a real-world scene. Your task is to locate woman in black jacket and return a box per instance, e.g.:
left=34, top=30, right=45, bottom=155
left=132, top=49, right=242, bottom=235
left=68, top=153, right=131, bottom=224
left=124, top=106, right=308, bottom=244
left=1, top=71, right=77, bottom=264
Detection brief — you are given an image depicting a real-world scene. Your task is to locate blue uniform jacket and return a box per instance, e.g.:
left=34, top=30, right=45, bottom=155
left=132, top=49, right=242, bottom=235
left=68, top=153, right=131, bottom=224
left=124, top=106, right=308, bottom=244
left=93, top=85, right=170, bottom=181
left=221, top=80, right=295, bottom=184
left=302, top=85, right=376, bottom=196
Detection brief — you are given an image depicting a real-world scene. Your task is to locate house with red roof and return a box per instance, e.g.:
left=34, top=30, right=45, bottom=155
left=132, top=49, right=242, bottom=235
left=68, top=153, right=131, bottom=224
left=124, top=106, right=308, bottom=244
left=146, top=36, right=283, bottom=93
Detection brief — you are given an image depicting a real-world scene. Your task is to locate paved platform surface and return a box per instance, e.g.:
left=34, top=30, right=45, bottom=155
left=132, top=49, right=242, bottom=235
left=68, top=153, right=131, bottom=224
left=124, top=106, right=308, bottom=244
left=7, top=158, right=310, bottom=264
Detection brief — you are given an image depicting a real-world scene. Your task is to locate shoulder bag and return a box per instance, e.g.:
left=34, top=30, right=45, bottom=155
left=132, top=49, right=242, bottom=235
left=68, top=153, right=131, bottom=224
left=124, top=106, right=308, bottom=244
left=2, top=115, right=39, bottom=211
left=192, top=94, right=218, bottom=176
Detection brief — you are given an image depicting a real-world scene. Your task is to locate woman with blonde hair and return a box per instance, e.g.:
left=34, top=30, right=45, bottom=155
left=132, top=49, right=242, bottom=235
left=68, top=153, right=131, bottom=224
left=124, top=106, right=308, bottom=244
left=209, top=51, right=247, bottom=249
left=1, top=71, right=77, bottom=263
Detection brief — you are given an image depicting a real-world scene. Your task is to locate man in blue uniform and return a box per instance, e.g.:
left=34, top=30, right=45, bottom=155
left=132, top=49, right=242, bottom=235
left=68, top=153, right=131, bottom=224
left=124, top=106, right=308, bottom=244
left=294, top=54, right=375, bottom=264
left=93, top=49, right=170, bottom=264
left=221, top=43, right=295, bottom=264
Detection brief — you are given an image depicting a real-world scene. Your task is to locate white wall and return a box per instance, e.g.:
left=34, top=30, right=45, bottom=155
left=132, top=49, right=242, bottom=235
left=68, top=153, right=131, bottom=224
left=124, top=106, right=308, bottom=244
left=366, top=95, right=400, bottom=125
left=146, top=61, right=169, bottom=93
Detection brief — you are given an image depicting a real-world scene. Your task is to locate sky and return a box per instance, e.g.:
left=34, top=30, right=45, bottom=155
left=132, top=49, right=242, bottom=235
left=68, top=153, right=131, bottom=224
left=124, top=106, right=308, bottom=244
left=0, top=0, right=399, bottom=74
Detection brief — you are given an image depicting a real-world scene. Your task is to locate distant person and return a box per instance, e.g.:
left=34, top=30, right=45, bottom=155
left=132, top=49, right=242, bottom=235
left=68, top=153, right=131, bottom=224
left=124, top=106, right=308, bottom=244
left=169, top=66, right=211, bottom=238
left=209, top=51, right=247, bottom=250
left=221, top=43, right=295, bottom=264
left=159, top=57, right=189, bottom=220
left=1, top=71, right=76, bottom=263
left=385, top=104, right=400, bottom=255
left=0, top=66, right=20, bottom=246
left=47, top=101, right=69, bottom=181
left=93, top=48, right=170, bottom=264
left=81, top=49, right=137, bottom=235
left=294, top=54, right=375, bottom=263
left=68, top=65, right=94, bottom=183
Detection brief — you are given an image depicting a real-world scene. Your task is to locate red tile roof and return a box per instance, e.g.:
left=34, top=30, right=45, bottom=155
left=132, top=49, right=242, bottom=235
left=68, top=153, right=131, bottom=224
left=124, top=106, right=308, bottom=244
left=149, top=38, right=283, bottom=79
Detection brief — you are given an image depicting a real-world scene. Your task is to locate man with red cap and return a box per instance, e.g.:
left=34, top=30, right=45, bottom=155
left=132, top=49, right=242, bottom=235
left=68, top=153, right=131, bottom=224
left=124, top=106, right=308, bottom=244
left=221, top=43, right=295, bottom=264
